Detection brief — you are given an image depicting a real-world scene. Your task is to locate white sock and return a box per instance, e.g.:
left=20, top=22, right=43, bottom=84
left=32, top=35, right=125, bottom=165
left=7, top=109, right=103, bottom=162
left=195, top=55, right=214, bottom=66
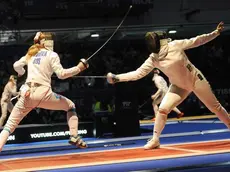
left=67, top=112, right=78, bottom=137
left=153, top=113, right=167, bottom=141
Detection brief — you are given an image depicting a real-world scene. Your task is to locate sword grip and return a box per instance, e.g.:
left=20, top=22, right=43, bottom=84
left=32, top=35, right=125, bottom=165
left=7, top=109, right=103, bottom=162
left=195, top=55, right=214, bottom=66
left=79, top=58, right=89, bottom=68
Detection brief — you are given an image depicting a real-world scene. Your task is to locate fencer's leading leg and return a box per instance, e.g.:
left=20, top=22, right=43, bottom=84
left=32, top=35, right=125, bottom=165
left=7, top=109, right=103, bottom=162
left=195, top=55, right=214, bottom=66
left=67, top=109, right=79, bottom=137
left=0, top=97, right=32, bottom=152
left=67, top=109, right=87, bottom=148
left=0, top=102, right=14, bottom=127
left=0, top=102, right=15, bottom=126
left=144, top=85, right=190, bottom=149
left=38, top=89, right=87, bottom=148
left=193, top=74, right=230, bottom=129
left=0, top=102, right=8, bottom=127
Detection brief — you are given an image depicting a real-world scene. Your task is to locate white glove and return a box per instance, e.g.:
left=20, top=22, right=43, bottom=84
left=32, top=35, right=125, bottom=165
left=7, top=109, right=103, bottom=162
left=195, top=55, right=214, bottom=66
left=107, top=72, right=119, bottom=84
left=77, top=58, right=89, bottom=71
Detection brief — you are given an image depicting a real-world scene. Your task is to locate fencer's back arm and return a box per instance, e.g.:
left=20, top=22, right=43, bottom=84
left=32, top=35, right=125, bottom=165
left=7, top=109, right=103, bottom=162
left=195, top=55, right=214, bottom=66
left=11, top=85, right=18, bottom=96
left=117, top=56, right=155, bottom=82
left=13, top=56, right=27, bottom=76
left=172, top=30, right=220, bottom=50
left=50, top=52, right=81, bottom=79
left=6, top=83, right=18, bottom=97
left=1, top=83, right=16, bottom=101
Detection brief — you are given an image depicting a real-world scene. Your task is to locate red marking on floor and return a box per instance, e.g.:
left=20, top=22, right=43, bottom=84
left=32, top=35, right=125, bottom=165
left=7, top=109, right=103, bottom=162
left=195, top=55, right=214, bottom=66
left=174, top=140, right=230, bottom=151
left=0, top=148, right=187, bottom=171
left=0, top=165, right=9, bottom=171
left=0, top=139, right=230, bottom=172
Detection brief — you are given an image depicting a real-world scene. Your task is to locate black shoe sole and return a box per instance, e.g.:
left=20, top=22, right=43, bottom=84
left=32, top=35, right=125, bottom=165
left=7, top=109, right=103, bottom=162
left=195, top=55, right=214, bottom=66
left=68, top=140, right=88, bottom=149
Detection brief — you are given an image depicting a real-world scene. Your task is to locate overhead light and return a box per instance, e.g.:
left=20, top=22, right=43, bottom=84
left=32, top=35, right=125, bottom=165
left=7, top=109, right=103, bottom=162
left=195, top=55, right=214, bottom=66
left=91, top=34, right=99, bottom=38
left=168, top=30, right=177, bottom=34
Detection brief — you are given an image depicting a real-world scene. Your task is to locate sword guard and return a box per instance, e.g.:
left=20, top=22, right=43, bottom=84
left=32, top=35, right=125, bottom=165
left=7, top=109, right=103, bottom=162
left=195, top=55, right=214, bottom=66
left=80, top=58, right=89, bottom=68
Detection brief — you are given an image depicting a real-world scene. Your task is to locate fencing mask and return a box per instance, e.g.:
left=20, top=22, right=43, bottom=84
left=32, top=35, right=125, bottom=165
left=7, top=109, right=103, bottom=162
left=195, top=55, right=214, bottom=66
left=145, top=31, right=168, bottom=54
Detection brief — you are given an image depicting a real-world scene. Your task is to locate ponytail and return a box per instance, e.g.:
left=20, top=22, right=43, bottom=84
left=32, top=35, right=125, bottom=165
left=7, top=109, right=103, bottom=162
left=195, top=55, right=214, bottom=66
left=26, top=43, right=42, bottom=61
left=26, top=32, right=52, bottom=62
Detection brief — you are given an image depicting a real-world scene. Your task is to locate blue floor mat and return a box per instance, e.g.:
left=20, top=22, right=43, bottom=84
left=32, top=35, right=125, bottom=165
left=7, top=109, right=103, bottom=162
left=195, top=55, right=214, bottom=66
left=141, top=122, right=225, bottom=134
left=1, top=132, right=230, bottom=160
left=37, top=153, right=230, bottom=172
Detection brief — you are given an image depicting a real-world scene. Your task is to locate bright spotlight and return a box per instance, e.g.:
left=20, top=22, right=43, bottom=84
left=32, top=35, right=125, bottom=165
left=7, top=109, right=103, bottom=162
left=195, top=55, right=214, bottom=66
left=168, top=30, right=177, bottom=34
left=91, top=34, right=99, bottom=38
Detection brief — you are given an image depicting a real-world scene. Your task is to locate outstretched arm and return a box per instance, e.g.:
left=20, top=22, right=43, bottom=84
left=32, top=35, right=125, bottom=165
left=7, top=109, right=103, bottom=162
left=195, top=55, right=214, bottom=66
left=51, top=52, right=89, bottom=79
left=107, top=56, right=155, bottom=84
left=173, top=22, right=224, bottom=50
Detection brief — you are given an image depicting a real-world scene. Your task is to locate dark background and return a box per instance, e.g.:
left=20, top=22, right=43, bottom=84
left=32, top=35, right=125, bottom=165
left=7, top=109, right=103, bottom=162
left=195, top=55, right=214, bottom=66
left=0, top=0, right=230, bottom=125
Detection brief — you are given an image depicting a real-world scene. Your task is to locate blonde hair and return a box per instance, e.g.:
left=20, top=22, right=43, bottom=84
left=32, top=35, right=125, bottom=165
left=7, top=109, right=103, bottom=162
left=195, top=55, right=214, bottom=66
left=9, top=75, right=16, bottom=83
left=26, top=32, right=53, bottom=61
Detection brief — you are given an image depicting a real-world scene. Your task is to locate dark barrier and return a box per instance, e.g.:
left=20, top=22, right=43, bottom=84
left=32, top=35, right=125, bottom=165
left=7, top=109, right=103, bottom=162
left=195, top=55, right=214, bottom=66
left=94, top=111, right=114, bottom=138
left=114, top=83, right=140, bottom=137
left=2, top=122, right=94, bottom=144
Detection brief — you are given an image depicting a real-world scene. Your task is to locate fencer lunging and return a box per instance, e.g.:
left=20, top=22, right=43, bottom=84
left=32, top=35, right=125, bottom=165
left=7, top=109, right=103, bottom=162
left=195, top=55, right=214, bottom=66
left=0, top=32, right=89, bottom=151
left=107, top=22, right=230, bottom=149
left=0, top=75, right=18, bottom=127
